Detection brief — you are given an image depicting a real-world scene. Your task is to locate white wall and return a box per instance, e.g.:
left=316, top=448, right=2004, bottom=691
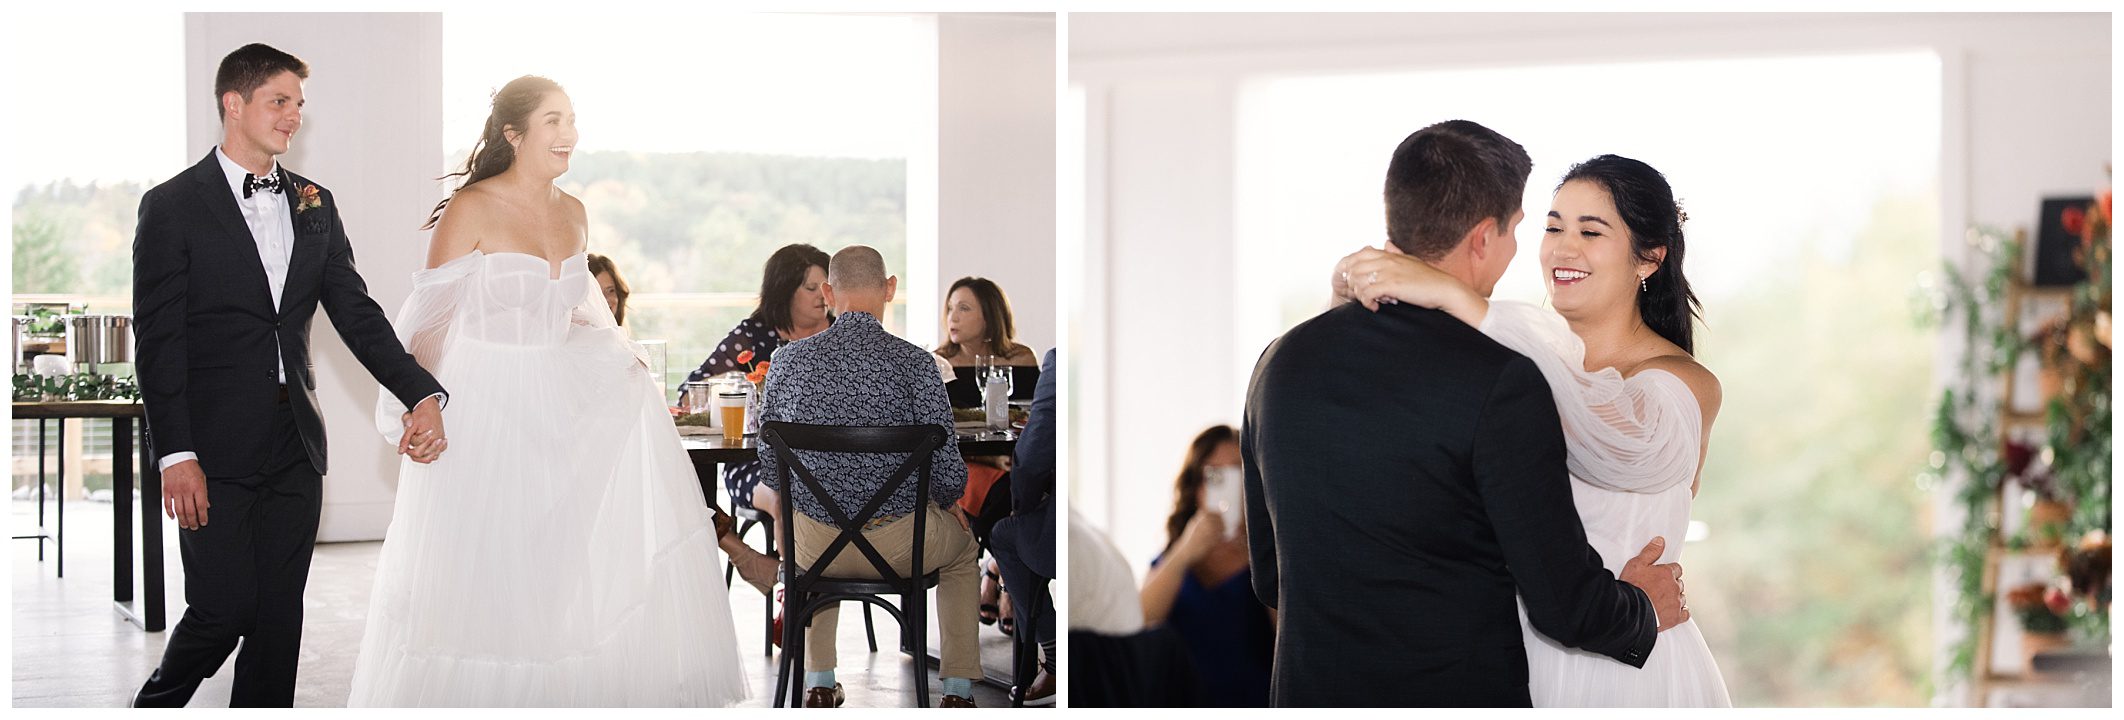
left=187, top=13, right=444, bottom=542
left=1069, top=12, right=2110, bottom=617
left=931, top=13, right=1058, bottom=358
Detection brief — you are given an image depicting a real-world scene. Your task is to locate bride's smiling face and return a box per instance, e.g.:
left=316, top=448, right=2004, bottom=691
left=505, top=91, right=578, bottom=180
left=1542, top=180, right=1658, bottom=322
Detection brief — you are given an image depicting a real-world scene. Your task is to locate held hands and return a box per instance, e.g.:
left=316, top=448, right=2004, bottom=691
left=399, top=395, right=448, bottom=464
left=950, top=504, right=973, bottom=533
left=1331, top=246, right=1486, bottom=324
left=1618, top=537, right=1690, bottom=632
left=162, top=459, right=210, bottom=531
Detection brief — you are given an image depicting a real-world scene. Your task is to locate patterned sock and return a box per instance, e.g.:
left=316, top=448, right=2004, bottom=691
left=941, top=677, right=973, bottom=698
left=805, top=670, right=835, bottom=690
left=1040, top=640, right=1057, bottom=671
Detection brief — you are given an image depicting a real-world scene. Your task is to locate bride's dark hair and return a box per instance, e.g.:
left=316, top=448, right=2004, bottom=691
left=424, top=75, right=564, bottom=229
left=1558, top=155, right=1703, bottom=354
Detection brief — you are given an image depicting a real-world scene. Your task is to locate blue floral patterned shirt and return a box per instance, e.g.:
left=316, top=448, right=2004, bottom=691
left=756, top=311, right=967, bottom=525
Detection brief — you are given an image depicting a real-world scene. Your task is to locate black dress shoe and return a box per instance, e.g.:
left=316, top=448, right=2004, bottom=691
left=804, top=683, right=846, bottom=708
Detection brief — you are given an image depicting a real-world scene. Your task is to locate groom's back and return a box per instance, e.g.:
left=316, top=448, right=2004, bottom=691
left=1243, top=302, right=1553, bottom=707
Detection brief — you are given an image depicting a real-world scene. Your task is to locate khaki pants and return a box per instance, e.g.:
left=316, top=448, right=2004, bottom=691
left=792, top=503, right=981, bottom=680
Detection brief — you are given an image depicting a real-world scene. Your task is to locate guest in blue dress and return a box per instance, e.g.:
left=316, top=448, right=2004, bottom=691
left=1139, top=425, right=1273, bottom=707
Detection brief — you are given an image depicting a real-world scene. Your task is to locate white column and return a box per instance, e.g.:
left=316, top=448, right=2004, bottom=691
left=932, top=13, right=1058, bottom=357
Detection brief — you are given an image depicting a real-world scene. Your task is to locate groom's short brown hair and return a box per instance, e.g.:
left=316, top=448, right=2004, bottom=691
left=214, top=43, right=309, bottom=122
left=1383, top=120, right=1532, bottom=261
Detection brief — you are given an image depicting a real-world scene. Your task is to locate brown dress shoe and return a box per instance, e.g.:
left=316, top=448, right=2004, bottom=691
left=939, top=694, right=977, bottom=708
left=804, top=683, right=846, bottom=708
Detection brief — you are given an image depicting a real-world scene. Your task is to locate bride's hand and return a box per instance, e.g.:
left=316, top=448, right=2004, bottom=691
left=1335, top=246, right=1487, bottom=325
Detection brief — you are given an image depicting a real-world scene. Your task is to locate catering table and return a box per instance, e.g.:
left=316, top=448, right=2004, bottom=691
left=10, top=399, right=164, bottom=631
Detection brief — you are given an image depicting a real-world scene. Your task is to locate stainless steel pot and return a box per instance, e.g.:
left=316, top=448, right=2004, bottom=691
left=66, top=314, right=133, bottom=366
left=10, top=316, right=28, bottom=377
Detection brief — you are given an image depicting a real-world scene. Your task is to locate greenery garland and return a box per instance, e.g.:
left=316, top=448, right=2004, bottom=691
left=12, top=372, right=140, bottom=402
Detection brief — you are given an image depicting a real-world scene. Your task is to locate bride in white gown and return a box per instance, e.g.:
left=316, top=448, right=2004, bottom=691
left=1336, top=154, right=1732, bottom=707
left=347, top=76, right=749, bottom=707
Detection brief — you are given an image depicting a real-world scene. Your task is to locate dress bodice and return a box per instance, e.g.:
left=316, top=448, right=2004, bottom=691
left=453, top=250, right=589, bottom=347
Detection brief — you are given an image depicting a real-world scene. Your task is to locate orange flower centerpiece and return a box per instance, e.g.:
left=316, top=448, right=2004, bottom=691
left=736, top=349, right=771, bottom=386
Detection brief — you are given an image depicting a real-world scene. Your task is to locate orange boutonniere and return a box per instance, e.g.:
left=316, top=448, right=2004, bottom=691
left=295, top=184, right=323, bottom=214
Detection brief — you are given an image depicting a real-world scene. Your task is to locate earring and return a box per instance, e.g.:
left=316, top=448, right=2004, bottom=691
left=1640, top=275, right=1648, bottom=292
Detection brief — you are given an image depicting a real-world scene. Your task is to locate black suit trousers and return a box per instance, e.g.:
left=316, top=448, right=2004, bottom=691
left=135, top=398, right=320, bottom=708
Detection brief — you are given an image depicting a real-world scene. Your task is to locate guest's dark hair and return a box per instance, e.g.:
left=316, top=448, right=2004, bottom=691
left=424, top=76, right=564, bottom=229
left=1164, top=425, right=1239, bottom=555
left=1558, top=154, right=1702, bottom=354
left=586, top=253, right=632, bottom=325
left=1384, top=120, right=1533, bottom=261
left=214, top=44, right=309, bottom=122
left=936, top=277, right=1029, bottom=360
left=753, top=243, right=831, bottom=333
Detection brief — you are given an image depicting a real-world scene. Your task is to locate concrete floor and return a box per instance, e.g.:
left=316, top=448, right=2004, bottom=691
left=12, top=498, right=1022, bottom=708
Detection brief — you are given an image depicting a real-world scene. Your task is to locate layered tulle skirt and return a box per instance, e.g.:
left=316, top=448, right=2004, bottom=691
left=347, top=326, right=749, bottom=707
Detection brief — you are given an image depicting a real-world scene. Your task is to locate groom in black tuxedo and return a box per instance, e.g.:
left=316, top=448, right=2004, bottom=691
left=1242, top=120, right=1688, bottom=707
left=131, top=43, right=450, bottom=708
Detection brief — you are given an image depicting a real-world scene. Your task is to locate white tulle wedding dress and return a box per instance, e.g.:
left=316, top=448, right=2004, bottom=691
left=1479, top=300, right=1731, bottom=708
left=346, top=250, right=749, bottom=707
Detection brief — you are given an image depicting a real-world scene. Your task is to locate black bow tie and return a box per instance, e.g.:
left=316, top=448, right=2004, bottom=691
left=243, top=172, right=283, bottom=199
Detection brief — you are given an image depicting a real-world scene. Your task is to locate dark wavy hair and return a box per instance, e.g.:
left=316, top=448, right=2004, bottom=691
left=585, top=254, right=631, bottom=325
left=1385, top=119, right=1533, bottom=261
left=1163, top=425, right=1239, bottom=555
left=1558, top=154, right=1702, bottom=354
left=214, top=43, right=309, bottom=122
left=753, top=243, right=831, bottom=333
left=936, top=276, right=1030, bottom=360
left=424, top=75, right=564, bottom=229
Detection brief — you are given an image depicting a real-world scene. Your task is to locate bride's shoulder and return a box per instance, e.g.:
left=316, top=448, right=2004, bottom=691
left=1631, top=354, right=1721, bottom=426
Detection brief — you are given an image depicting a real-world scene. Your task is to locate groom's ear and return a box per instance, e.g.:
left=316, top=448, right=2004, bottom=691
left=821, top=281, right=838, bottom=308
left=1462, top=216, right=1499, bottom=262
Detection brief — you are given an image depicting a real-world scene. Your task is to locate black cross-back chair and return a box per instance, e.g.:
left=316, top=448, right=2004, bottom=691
left=764, top=421, right=950, bottom=708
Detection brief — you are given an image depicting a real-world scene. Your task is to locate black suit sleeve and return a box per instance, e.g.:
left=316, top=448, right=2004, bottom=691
left=313, top=189, right=446, bottom=408
left=1242, top=406, right=1278, bottom=610
left=131, top=188, right=193, bottom=459
left=1474, top=355, right=1655, bottom=667
left=1010, top=349, right=1057, bottom=513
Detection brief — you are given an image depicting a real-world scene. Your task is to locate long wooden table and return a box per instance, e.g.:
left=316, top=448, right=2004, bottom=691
left=11, top=399, right=164, bottom=632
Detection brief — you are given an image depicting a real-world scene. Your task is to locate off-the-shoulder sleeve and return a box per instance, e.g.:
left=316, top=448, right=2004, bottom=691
left=373, top=252, right=478, bottom=445
left=1476, top=300, right=1702, bottom=494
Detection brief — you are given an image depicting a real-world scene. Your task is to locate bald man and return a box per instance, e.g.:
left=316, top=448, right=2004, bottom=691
left=755, top=245, right=979, bottom=707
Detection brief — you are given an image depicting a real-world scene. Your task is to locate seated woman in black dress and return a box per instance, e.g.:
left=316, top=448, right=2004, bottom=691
left=935, top=276, right=1039, bottom=367
left=1138, top=425, right=1273, bottom=707
left=682, top=243, right=830, bottom=549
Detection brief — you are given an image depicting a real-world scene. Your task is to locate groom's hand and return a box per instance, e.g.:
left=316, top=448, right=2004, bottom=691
left=1619, top=537, right=1689, bottom=631
left=162, top=459, right=210, bottom=531
left=400, top=396, right=448, bottom=464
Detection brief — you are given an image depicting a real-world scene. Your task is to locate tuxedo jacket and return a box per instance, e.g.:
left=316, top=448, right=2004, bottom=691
left=1241, top=302, right=1656, bottom=707
left=132, top=151, right=444, bottom=479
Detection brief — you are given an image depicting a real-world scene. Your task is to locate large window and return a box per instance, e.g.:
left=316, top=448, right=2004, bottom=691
left=9, top=13, right=184, bottom=496
left=1233, top=52, right=1943, bottom=706
left=444, top=13, right=927, bottom=392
